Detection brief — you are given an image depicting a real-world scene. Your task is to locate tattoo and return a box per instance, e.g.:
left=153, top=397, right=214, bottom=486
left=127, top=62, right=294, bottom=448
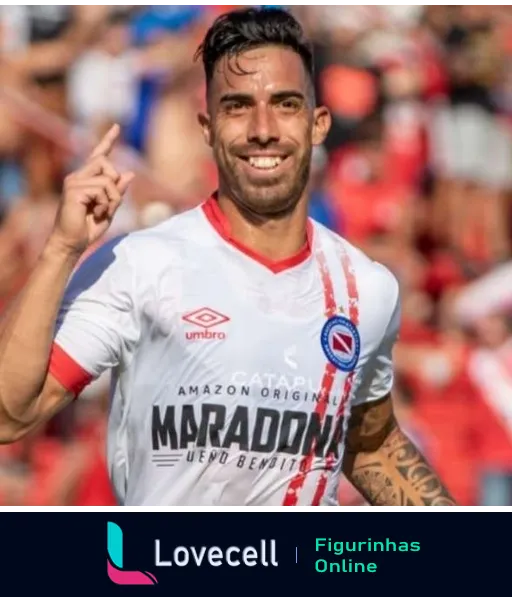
left=349, top=426, right=456, bottom=506
left=351, top=469, right=397, bottom=505
left=344, top=395, right=394, bottom=453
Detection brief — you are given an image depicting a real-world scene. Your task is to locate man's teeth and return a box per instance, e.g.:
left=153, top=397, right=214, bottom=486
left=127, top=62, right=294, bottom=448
left=248, top=156, right=283, bottom=169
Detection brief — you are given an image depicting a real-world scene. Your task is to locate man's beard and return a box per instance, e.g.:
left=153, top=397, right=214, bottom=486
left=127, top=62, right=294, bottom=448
left=217, top=148, right=312, bottom=219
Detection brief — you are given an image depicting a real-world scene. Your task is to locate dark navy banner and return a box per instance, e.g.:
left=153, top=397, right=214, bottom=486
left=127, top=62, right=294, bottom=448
left=2, top=513, right=507, bottom=596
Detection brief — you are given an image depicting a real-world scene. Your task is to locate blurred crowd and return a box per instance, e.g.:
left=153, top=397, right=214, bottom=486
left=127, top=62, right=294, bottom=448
left=1, top=5, right=512, bottom=506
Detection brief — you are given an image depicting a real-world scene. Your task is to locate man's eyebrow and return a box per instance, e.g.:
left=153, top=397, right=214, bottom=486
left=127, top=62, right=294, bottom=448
left=219, top=91, right=307, bottom=104
left=271, top=90, right=306, bottom=102
left=219, top=93, right=254, bottom=104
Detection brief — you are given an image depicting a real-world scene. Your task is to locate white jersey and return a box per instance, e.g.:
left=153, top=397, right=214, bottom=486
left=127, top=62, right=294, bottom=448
left=50, top=197, right=400, bottom=506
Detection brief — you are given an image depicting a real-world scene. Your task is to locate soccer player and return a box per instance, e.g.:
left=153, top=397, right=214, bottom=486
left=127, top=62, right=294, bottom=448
left=0, top=8, right=456, bottom=506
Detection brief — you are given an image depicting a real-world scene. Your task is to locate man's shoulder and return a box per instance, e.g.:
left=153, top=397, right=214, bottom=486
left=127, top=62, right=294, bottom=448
left=76, top=204, right=209, bottom=280
left=313, top=221, right=399, bottom=299
left=103, top=202, right=212, bottom=266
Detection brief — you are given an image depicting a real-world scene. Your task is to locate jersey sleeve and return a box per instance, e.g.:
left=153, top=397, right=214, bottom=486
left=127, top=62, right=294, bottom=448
left=351, top=271, right=401, bottom=407
left=49, top=236, right=140, bottom=397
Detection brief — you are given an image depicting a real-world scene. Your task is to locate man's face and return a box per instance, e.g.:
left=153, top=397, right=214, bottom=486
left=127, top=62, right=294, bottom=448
left=199, top=45, right=330, bottom=217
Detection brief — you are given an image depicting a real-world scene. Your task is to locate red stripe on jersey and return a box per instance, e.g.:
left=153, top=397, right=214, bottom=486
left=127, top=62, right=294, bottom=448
left=282, top=249, right=337, bottom=506
left=48, top=343, right=93, bottom=398
left=311, top=248, right=360, bottom=506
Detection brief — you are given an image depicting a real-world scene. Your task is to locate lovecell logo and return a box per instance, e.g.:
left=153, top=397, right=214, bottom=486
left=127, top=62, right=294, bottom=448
left=107, top=522, right=158, bottom=585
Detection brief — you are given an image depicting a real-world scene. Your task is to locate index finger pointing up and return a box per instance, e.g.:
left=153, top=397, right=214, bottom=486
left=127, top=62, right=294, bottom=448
left=88, top=124, right=121, bottom=160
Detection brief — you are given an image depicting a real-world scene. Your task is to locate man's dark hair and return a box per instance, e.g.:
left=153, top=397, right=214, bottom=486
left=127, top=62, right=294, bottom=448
left=195, top=7, right=314, bottom=90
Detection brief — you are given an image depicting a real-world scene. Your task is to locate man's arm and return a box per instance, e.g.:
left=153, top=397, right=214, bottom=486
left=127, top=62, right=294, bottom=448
left=0, top=243, right=80, bottom=442
left=0, top=125, right=133, bottom=443
left=342, top=394, right=456, bottom=506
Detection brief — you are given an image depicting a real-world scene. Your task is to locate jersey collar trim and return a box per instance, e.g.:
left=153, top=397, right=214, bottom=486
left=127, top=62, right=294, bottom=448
left=202, top=195, right=313, bottom=274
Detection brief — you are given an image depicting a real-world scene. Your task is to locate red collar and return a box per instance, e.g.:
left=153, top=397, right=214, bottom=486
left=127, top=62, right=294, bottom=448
left=201, top=195, right=313, bottom=274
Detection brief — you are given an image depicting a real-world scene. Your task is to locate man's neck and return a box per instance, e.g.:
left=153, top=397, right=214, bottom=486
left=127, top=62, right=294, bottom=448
left=216, top=192, right=310, bottom=262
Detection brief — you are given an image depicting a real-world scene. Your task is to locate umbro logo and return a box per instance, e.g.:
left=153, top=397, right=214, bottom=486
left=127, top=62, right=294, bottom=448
left=182, top=307, right=230, bottom=341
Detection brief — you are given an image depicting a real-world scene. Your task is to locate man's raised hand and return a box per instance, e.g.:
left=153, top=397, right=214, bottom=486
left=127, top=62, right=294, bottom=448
left=51, top=124, right=135, bottom=255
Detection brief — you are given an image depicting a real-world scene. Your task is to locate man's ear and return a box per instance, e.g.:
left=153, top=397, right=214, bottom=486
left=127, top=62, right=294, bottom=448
left=198, top=112, right=212, bottom=147
left=312, top=106, right=331, bottom=146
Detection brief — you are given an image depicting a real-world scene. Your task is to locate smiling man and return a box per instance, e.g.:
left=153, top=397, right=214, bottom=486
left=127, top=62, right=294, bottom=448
left=0, top=8, right=455, bottom=506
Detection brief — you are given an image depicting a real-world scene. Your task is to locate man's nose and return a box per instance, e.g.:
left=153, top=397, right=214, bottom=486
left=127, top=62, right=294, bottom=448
left=247, top=103, right=280, bottom=145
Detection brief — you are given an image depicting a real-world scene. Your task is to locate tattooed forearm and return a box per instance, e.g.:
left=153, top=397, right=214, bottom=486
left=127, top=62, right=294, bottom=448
left=346, top=425, right=456, bottom=506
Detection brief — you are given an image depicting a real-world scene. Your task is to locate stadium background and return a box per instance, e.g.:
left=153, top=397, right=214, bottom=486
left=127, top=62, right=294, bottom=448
left=0, top=5, right=512, bottom=506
